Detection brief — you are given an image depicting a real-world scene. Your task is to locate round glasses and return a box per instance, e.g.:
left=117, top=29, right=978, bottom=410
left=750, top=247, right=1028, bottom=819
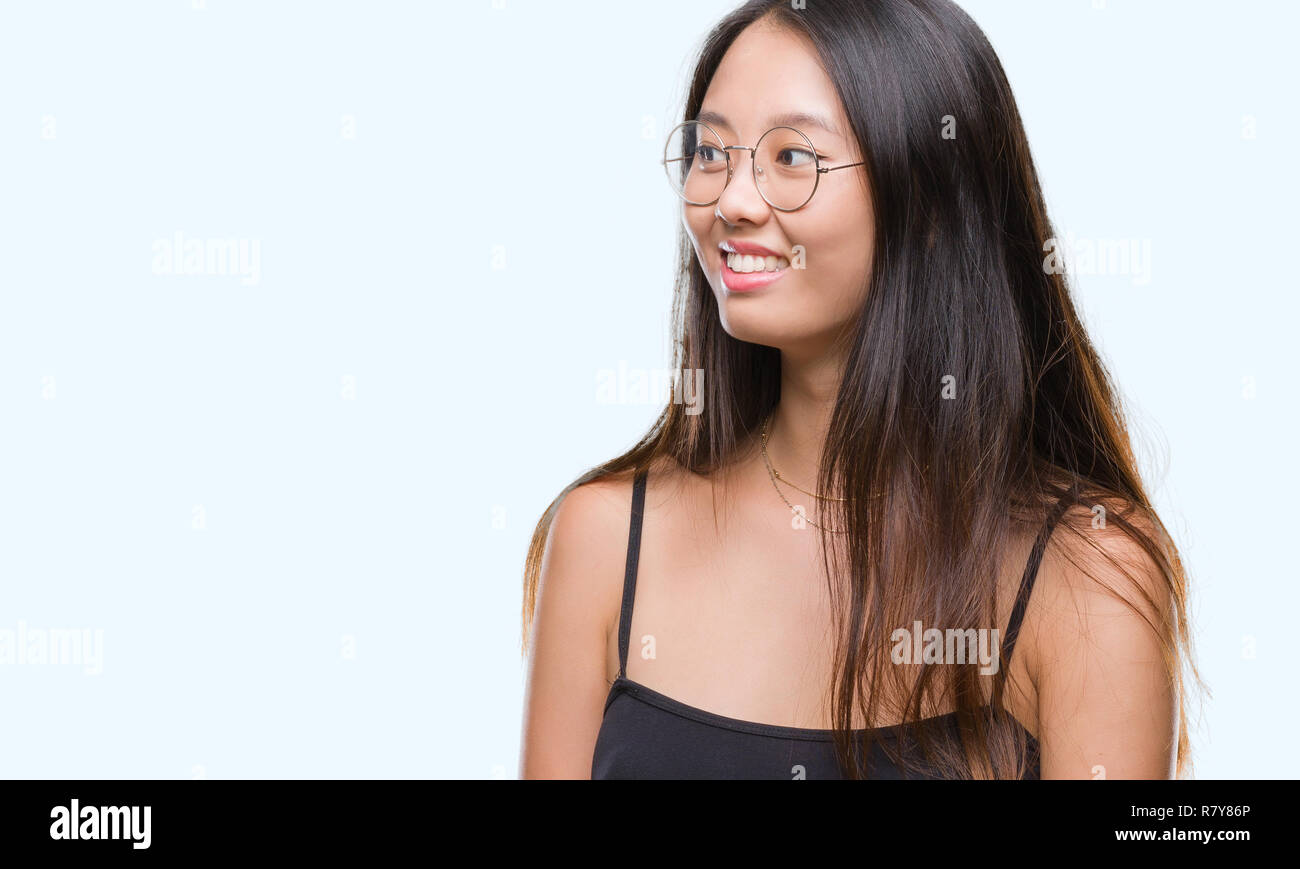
left=662, top=120, right=866, bottom=212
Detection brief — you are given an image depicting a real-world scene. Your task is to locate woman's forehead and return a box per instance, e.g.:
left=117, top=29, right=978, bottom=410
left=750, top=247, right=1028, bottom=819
left=702, top=25, right=849, bottom=143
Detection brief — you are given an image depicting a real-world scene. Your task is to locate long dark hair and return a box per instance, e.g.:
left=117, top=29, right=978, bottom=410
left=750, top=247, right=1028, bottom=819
left=522, top=0, right=1201, bottom=778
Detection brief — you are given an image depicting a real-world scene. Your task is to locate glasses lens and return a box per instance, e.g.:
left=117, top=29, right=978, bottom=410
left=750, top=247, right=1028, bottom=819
left=755, top=127, right=819, bottom=210
left=664, top=122, right=728, bottom=205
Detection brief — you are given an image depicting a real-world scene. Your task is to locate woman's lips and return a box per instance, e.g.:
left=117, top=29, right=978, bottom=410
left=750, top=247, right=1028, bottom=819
left=721, top=253, right=789, bottom=292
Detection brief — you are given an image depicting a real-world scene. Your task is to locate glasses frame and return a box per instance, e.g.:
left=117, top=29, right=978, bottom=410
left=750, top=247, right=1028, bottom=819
left=661, top=120, right=867, bottom=212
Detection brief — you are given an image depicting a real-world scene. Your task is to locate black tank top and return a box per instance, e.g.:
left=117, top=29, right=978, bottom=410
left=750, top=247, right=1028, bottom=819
left=591, top=468, right=1075, bottom=779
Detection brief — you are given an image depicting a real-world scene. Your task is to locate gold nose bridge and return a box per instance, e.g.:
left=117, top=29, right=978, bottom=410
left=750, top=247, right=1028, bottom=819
left=721, top=144, right=766, bottom=186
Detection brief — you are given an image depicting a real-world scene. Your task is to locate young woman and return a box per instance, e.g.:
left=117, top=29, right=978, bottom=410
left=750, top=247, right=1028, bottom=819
left=519, top=0, right=1200, bottom=779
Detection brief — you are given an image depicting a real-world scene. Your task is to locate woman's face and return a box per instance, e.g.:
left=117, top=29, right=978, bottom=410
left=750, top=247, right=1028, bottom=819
left=683, top=22, right=875, bottom=360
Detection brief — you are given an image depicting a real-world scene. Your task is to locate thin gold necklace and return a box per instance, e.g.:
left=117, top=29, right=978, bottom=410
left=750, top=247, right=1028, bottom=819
left=759, top=419, right=847, bottom=501
left=759, top=417, right=848, bottom=533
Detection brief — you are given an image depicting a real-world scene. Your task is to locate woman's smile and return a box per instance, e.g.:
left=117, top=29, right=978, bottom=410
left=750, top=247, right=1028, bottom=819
left=719, top=240, right=792, bottom=292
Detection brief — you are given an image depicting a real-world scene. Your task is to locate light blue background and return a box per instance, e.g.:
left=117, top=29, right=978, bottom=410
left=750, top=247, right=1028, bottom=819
left=0, top=0, right=1293, bottom=778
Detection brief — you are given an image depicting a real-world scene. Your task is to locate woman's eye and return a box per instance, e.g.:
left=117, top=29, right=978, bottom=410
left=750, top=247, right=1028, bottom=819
left=776, top=147, right=818, bottom=167
left=696, top=145, right=725, bottom=164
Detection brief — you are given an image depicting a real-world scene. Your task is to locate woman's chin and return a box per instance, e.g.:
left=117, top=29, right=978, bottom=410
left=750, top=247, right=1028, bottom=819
left=717, top=313, right=796, bottom=351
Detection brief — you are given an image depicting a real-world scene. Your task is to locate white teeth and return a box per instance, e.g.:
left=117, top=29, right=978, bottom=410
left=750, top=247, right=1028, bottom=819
left=725, top=251, right=790, bottom=273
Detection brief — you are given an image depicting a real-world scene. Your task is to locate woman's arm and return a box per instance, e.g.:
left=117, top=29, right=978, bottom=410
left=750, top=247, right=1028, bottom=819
left=519, top=479, right=629, bottom=779
left=1027, top=513, right=1179, bottom=779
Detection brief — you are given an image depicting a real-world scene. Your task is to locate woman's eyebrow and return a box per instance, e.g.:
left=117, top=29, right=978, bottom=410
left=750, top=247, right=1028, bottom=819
left=695, top=109, right=844, bottom=139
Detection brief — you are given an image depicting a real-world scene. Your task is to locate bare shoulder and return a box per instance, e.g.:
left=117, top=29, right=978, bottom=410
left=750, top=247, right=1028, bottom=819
left=1027, top=500, right=1173, bottom=649
left=550, top=468, right=640, bottom=543
left=1017, top=498, right=1180, bottom=777
left=555, top=453, right=695, bottom=524
left=544, top=455, right=689, bottom=589
left=520, top=466, right=645, bottom=778
left=541, top=468, right=641, bottom=611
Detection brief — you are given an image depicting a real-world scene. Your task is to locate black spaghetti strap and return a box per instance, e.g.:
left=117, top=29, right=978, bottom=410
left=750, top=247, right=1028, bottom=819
left=999, top=487, right=1077, bottom=672
left=617, top=468, right=649, bottom=679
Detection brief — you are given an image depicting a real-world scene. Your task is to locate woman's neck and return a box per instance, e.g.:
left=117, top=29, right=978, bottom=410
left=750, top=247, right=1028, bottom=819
left=764, top=346, right=844, bottom=495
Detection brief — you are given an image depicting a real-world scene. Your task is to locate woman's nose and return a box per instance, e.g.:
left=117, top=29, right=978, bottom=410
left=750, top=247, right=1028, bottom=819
left=715, top=146, right=771, bottom=224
